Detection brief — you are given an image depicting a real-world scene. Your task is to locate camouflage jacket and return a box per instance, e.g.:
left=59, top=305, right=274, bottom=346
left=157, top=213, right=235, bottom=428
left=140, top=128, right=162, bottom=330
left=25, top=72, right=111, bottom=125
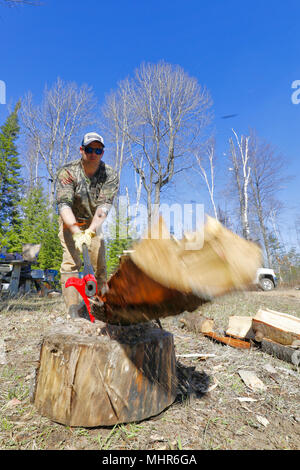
left=56, top=159, right=119, bottom=222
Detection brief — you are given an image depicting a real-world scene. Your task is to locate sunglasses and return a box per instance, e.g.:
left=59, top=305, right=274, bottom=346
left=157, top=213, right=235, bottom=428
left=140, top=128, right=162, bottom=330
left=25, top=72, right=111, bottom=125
left=84, top=146, right=104, bottom=155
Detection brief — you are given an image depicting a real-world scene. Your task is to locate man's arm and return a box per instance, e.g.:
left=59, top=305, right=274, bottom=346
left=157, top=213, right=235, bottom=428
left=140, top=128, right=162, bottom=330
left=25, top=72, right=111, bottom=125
left=56, top=166, right=79, bottom=234
left=88, top=207, right=108, bottom=234
left=59, top=206, right=81, bottom=235
left=91, top=166, right=119, bottom=234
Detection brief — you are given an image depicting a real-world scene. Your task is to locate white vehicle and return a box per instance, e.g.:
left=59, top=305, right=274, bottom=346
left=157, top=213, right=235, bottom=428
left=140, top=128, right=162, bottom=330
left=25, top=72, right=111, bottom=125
left=254, top=268, right=278, bottom=291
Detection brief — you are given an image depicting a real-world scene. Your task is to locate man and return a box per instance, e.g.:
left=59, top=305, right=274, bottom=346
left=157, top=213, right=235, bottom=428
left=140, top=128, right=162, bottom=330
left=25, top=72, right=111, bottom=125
left=56, top=132, right=119, bottom=316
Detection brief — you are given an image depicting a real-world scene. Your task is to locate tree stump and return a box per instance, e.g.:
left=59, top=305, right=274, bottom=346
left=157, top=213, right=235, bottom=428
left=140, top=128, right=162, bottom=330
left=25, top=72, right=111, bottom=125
left=31, top=319, right=177, bottom=427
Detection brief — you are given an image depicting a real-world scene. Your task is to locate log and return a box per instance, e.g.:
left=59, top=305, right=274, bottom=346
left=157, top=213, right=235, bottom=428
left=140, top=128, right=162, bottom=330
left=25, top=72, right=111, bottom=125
left=252, top=308, right=300, bottom=346
left=93, top=216, right=262, bottom=325
left=179, top=313, right=214, bottom=334
left=31, top=320, right=177, bottom=427
left=260, top=338, right=300, bottom=366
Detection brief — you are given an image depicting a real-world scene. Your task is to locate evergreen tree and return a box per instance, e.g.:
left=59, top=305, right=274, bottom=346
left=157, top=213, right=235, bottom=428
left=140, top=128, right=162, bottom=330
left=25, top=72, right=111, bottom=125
left=37, top=214, right=63, bottom=272
left=105, top=214, right=133, bottom=277
left=0, top=101, right=23, bottom=236
left=106, top=235, right=132, bottom=277
left=3, top=184, right=63, bottom=273
left=18, top=184, right=62, bottom=271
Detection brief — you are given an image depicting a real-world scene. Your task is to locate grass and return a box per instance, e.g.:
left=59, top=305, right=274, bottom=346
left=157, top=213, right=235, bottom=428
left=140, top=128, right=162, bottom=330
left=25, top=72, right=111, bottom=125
left=0, top=288, right=299, bottom=450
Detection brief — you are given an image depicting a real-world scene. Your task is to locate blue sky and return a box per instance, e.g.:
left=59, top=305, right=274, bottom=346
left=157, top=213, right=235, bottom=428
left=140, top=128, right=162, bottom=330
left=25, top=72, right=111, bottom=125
left=0, top=0, right=299, bottom=245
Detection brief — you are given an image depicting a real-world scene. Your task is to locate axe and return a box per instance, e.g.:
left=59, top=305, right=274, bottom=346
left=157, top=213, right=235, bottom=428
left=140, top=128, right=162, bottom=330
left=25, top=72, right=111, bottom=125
left=65, top=243, right=98, bottom=322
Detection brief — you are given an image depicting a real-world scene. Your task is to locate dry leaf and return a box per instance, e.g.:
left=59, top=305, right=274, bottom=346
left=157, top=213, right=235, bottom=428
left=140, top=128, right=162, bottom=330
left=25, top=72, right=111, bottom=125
left=206, top=378, right=219, bottom=392
left=6, top=398, right=22, bottom=408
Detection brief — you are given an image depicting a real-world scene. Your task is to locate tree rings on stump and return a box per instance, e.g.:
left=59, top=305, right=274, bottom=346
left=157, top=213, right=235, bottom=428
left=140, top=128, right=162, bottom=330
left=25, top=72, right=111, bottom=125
left=31, top=319, right=177, bottom=427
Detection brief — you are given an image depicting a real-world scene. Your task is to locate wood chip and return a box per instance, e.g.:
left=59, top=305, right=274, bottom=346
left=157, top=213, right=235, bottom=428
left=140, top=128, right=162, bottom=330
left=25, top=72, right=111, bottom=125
left=176, top=353, right=216, bottom=359
left=206, top=378, right=219, bottom=392
left=149, top=434, right=167, bottom=442
left=235, top=397, right=258, bottom=403
left=256, top=415, right=269, bottom=427
left=263, top=363, right=277, bottom=374
left=238, top=370, right=267, bottom=391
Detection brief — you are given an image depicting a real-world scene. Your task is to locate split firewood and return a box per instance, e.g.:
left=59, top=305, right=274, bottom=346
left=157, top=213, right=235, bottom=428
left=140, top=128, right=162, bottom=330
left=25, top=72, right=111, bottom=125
left=252, top=308, right=300, bottom=346
left=226, top=316, right=255, bottom=340
left=91, top=216, right=262, bottom=325
left=204, top=331, right=251, bottom=349
left=179, top=313, right=214, bottom=334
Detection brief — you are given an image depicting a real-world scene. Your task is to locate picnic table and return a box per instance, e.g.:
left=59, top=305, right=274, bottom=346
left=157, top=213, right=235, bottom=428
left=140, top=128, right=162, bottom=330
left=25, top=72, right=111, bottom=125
left=0, top=259, right=47, bottom=297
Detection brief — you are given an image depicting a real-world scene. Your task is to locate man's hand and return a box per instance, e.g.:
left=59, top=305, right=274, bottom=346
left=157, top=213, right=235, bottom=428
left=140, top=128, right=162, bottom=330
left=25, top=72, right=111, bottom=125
left=72, top=229, right=96, bottom=253
left=85, top=228, right=96, bottom=238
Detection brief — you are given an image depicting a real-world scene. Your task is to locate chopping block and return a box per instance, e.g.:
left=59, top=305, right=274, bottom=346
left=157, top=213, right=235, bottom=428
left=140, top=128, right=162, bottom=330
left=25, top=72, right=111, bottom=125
left=31, top=320, right=177, bottom=427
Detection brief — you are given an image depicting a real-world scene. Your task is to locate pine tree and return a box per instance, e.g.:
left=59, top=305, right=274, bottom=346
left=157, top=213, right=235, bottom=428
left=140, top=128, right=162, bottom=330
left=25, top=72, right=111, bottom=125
left=0, top=101, right=23, bottom=235
left=3, top=184, right=63, bottom=273
left=105, top=215, right=133, bottom=276
left=37, top=214, right=63, bottom=272
left=18, top=184, right=62, bottom=271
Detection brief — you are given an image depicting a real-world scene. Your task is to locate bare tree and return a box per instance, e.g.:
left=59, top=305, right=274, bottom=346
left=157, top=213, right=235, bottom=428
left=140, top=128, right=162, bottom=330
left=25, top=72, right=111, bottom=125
left=101, top=86, right=130, bottom=188
left=23, top=138, right=40, bottom=192
left=21, top=77, right=96, bottom=208
left=101, top=62, right=212, bottom=224
left=125, top=160, right=144, bottom=238
left=194, top=137, right=218, bottom=219
left=248, top=131, right=287, bottom=267
left=228, top=129, right=251, bottom=239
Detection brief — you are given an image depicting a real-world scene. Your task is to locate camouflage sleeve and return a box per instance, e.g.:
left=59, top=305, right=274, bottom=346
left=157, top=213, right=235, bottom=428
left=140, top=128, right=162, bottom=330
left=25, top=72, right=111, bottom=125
left=56, top=167, right=76, bottom=213
left=96, top=167, right=119, bottom=213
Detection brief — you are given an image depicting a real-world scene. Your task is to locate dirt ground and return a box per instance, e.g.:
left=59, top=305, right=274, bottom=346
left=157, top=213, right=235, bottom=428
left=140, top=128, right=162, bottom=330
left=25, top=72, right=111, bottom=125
left=0, top=287, right=299, bottom=451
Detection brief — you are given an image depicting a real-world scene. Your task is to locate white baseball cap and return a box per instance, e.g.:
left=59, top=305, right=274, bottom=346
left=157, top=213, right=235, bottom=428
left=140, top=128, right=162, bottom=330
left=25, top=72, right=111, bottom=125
left=82, top=132, right=105, bottom=147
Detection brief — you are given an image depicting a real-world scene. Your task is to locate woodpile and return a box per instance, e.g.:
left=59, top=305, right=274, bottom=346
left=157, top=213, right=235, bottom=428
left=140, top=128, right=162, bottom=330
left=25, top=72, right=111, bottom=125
left=180, top=308, right=300, bottom=364
left=252, top=308, right=300, bottom=346
left=252, top=308, right=300, bottom=366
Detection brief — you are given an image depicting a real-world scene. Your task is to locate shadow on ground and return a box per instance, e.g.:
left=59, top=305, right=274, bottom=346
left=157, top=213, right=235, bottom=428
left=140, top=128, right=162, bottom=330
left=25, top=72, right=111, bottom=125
left=175, top=361, right=211, bottom=402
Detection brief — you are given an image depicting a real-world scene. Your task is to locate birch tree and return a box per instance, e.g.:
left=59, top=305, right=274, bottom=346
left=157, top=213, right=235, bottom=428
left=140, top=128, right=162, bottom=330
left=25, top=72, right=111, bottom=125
left=101, top=62, right=212, bottom=224
left=21, top=77, right=96, bottom=208
left=194, top=137, right=218, bottom=219
left=228, top=129, right=251, bottom=239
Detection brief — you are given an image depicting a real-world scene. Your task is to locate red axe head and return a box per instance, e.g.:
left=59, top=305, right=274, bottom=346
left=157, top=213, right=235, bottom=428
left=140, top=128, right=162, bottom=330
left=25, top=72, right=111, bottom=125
left=65, top=274, right=98, bottom=323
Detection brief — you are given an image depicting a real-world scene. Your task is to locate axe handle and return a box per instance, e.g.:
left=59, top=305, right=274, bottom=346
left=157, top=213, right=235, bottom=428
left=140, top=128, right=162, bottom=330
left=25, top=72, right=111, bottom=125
left=82, top=243, right=95, bottom=277
left=82, top=243, right=97, bottom=298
